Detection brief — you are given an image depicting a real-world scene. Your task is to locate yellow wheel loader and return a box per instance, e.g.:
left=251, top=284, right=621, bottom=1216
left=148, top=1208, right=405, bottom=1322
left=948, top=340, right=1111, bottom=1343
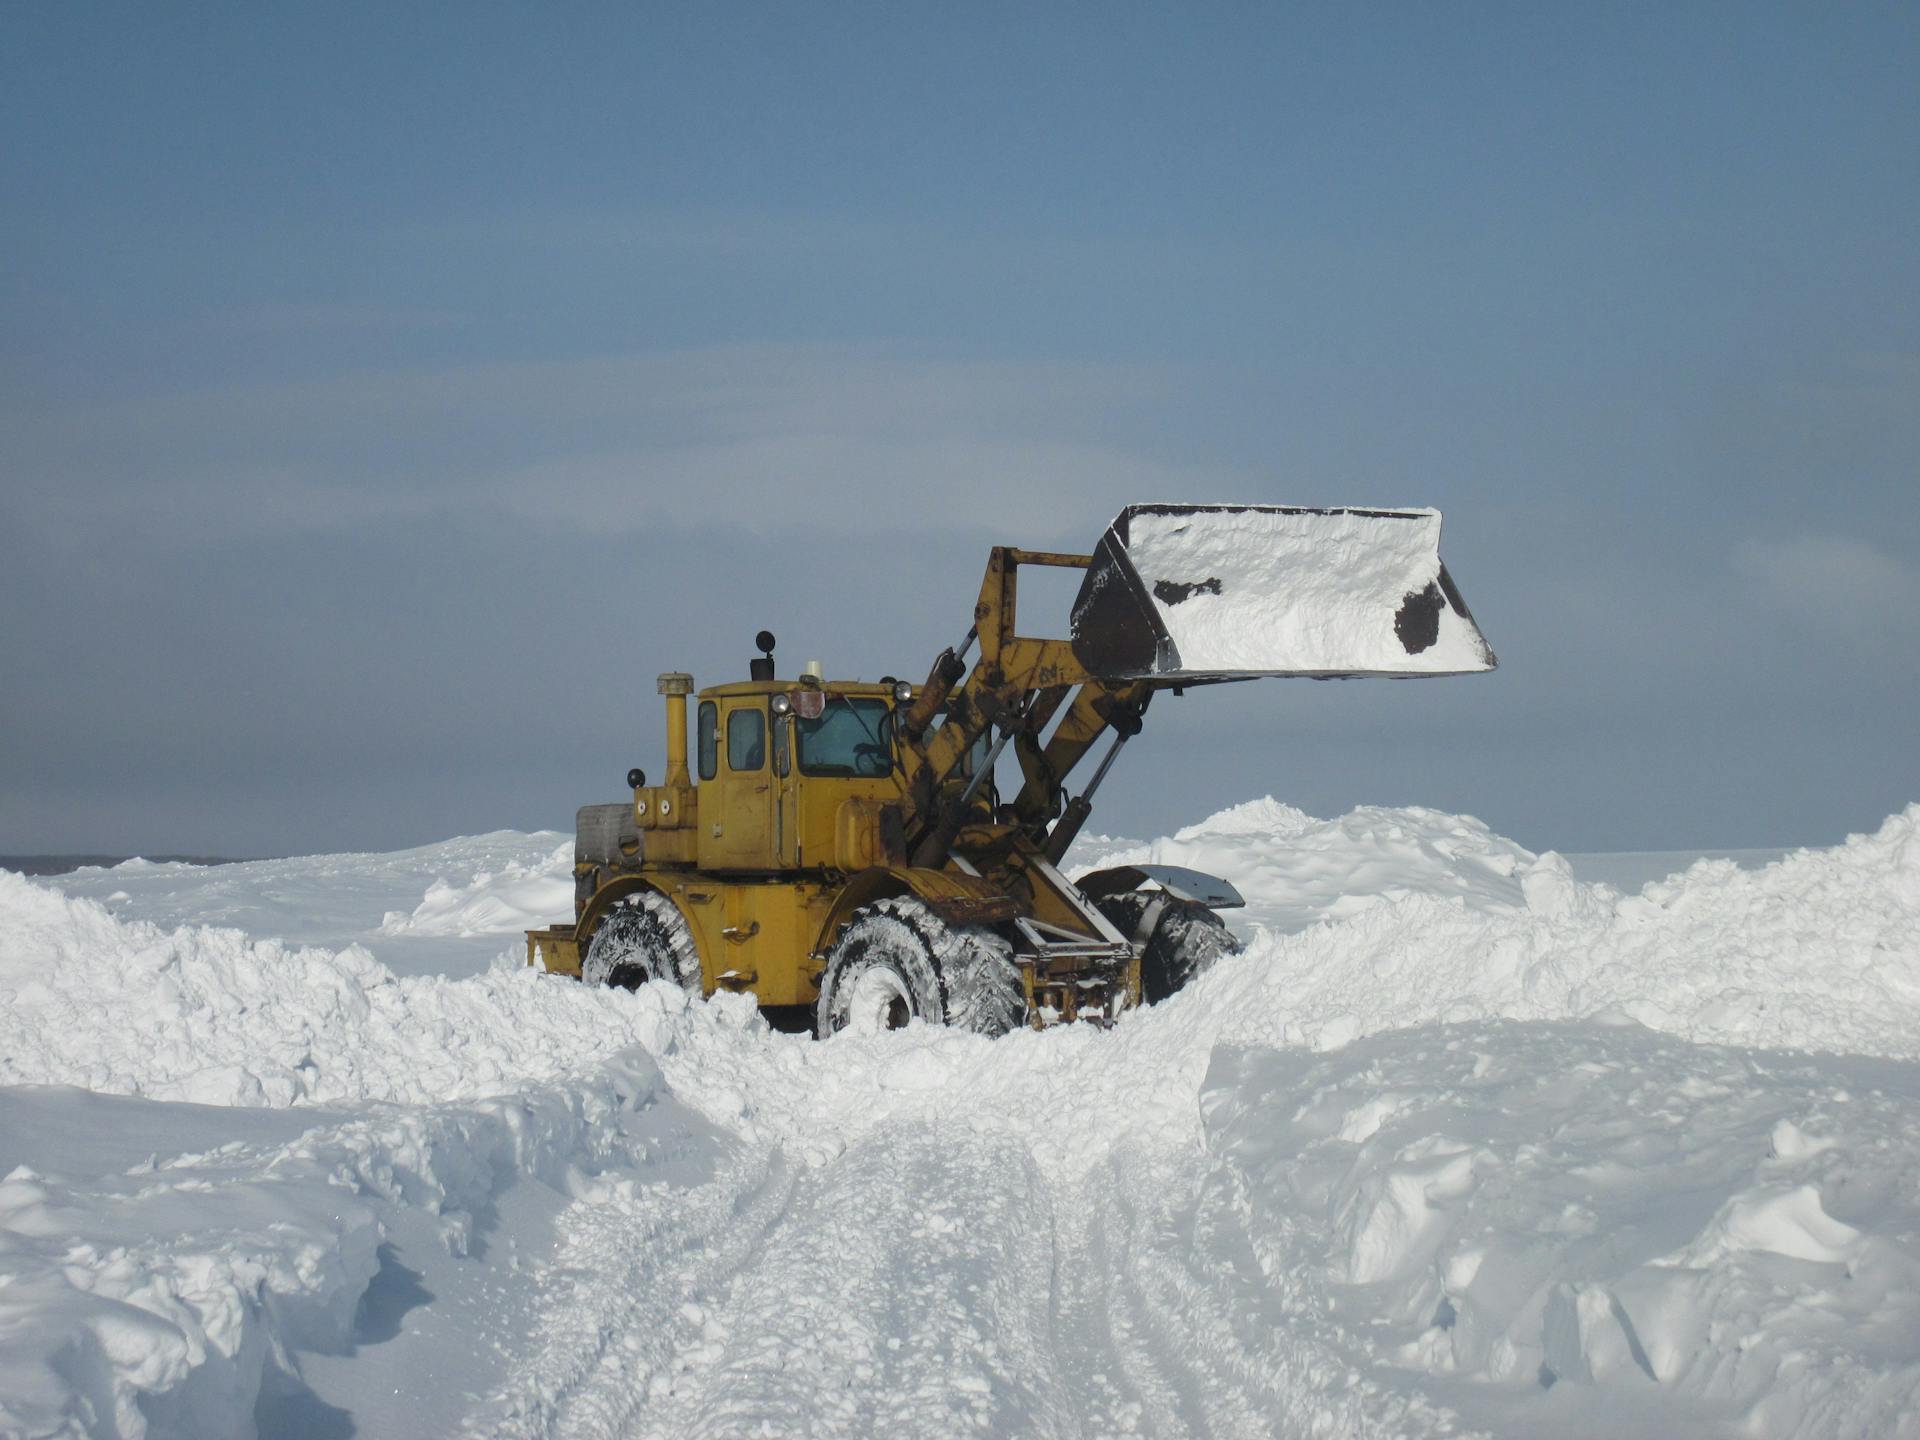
left=526, top=504, right=1495, bottom=1036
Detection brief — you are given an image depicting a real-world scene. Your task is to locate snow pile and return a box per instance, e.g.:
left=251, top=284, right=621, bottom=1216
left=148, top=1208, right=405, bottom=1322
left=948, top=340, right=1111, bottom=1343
left=379, top=840, right=572, bottom=938
left=0, top=1054, right=667, bottom=1440
left=1119, top=505, right=1494, bottom=674
left=43, top=831, right=569, bottom=980
left=5, top=800, right=1920, bottom=1437
left=0, top=870, right=684, bottom=1107
left=1151, top=801, right=1920, bottom=1059
left=1071, top=796, right=1533, bottom=934
left=1201, top=1024, right=1920, bottom=1436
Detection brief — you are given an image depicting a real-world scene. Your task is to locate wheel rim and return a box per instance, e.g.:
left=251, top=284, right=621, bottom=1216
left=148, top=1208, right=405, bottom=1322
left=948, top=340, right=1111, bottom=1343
left=841, top=963, right=916, bottom=1033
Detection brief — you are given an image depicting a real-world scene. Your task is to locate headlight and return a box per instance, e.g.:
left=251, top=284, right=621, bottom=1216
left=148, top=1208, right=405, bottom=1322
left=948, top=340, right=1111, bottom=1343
left=770, top=693, right=792, bottom=716
left=893, top=681, right=914, bottom=703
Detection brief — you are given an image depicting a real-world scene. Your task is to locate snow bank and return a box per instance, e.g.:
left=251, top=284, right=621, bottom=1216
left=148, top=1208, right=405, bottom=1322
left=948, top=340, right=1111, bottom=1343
left=572, top=804, right=1919, bottom=1193
left=0, top=870, right=684, bottom=1107
left=1075, top=798, right=1920, bottom=1058
left=0, top=1055, right=666, bottom=1440
left=1201, top=1023, right=1920, bottom=1436
left=1071, top=796, right=1532, bottom=934
left=378, top=840, right=573, bottom=938
left=7, top=800, right=1919, bottom=1437
left=0, top=874, right=721, bottom=1437
left=41, top=831, right=568, bottom=980
left=1186, top=802, right=1920, bottom=1059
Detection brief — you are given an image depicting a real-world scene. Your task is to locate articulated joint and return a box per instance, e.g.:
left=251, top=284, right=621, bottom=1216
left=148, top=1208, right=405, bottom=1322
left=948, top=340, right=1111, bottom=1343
left=1094, top=695, right=1145, bottom=738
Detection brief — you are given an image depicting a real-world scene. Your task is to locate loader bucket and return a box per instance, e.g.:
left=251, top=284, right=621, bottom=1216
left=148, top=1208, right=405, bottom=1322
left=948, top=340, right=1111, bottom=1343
left=1070, top=504, right=1496, bottom=681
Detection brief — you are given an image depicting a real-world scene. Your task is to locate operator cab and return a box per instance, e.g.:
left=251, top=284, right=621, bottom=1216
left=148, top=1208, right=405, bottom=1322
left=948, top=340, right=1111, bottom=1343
left=694, top=633, right=915, bottom=873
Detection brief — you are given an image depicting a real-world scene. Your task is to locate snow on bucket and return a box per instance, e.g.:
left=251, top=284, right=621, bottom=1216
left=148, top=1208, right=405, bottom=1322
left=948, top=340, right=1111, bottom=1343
left=1069, top=504, right=1496, bottom=681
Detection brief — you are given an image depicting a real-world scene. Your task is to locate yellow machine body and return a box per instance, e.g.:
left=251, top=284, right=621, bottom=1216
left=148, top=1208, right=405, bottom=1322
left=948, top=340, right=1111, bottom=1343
left=524, top=678, right=1121, bottom=1016
left=527, top=505, right=1494, bottom=1030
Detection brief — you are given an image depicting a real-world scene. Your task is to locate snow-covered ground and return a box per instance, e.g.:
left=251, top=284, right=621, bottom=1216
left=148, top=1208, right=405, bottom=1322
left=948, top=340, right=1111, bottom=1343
left=3, top=800, right=1917, bottom=1438
left=39, top=833, right=573, bottom=981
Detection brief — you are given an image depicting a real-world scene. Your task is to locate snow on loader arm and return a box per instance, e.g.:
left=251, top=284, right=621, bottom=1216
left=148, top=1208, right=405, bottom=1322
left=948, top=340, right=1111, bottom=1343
left=1069, top=503, right=1496, bottom=682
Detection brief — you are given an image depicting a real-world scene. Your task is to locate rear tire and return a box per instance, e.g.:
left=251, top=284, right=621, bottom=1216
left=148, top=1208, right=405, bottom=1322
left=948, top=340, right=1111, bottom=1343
left=582, top=890, right=703, bottom=993
left=815, top=897, right=1022, bottom=1039
left=1091, top=891, right=1240, bottom=1005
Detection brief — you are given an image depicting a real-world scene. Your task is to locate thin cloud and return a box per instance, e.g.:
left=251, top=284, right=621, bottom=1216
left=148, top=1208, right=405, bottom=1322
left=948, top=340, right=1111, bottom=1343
left=1732, top=533, right=1920, bottom=629
left=206, top=302, right=471, bottom=335
left=4, top=344, right=1206, bottom=549
left=488, top=435, right=1214, bottom=541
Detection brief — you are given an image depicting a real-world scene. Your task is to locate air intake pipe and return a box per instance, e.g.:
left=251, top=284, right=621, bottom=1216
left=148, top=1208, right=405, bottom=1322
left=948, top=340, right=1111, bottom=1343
left=657, top=672, right=694, bottom=789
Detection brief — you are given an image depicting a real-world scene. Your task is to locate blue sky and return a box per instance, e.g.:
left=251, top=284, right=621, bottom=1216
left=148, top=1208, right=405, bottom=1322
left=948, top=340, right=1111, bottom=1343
left=3, top=3, right=1917, bottom=855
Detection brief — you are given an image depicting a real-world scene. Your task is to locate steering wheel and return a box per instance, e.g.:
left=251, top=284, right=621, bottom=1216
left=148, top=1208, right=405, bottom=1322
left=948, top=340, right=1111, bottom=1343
left=852, top=742, right=890, bottom=776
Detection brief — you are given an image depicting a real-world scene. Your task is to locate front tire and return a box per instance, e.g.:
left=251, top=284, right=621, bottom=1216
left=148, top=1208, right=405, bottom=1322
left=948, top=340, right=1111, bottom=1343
left=582, top=890, right=703, bottom=993
left=1091, top=891, right=1240, bottom=1005
left=815, top=897, right=1022, bottom=1038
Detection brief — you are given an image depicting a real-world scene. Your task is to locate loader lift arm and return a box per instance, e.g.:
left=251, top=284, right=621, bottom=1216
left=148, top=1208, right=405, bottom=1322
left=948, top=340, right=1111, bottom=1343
left=890, top=505, right=1497, bottom=873
left=893, top=546, right=1148, bottom=871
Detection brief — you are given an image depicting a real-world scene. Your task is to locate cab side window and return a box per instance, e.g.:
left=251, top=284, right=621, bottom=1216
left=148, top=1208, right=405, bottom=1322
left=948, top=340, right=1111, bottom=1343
left=727, top=708, right=766, bottom=771
left=697, top=701, right=718, bottom=780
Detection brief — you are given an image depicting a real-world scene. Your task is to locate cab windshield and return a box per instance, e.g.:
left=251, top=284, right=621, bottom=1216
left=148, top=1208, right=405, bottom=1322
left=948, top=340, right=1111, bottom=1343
left=797, top=697, right=894, bottom=777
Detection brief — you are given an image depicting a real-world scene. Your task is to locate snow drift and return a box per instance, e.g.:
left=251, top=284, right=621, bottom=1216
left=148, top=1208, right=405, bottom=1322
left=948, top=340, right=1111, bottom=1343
left=0, top=1056, right=669, bottom=1440
left=1093, top=798, right=1920, bottom=1060
left=3, top=799, right=1918, bottom=1438
left=38, top=832, right=571, bottom=981
left=0, top=871, right=681, bottom=1108
left=378, top=841, right=574, bottom=940
left=1203, top=1026, right=1920, bottom=1438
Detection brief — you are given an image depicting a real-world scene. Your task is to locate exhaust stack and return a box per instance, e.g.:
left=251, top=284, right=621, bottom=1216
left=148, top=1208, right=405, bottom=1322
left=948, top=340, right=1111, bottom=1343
left=657, top=672, right=694, bottom=789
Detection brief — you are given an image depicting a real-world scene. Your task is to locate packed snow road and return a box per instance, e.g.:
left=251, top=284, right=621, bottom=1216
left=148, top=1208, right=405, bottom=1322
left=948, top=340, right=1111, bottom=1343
left=461, top=1011, right=1468, bottom=1440
left=3, top=800, right=1918, bottom=1438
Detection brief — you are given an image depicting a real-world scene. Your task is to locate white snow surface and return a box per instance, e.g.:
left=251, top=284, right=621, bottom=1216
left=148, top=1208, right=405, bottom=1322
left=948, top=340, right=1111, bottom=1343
left=44, top=832, right=571, bottom=979
left=1071, top=797, right=1920, bottom=1059
left=1120, top=506, right=1495, bottom=674
left=3, top=799, right=1918, bottom=1438
left=379, top=840, right=575, bottom=940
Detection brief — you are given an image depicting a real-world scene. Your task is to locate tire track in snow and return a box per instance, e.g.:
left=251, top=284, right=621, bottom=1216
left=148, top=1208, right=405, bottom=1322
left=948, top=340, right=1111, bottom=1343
left=464, top=1143, right=797, bottom=1440
left=1069, top=1146, right=1405, bottom=1439
left=622, top=1122, right=1075, bottom=1439
left=464, top=1001, right=1483, bottom=1440
left=489, top=1117, right=1474, bottom=1439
